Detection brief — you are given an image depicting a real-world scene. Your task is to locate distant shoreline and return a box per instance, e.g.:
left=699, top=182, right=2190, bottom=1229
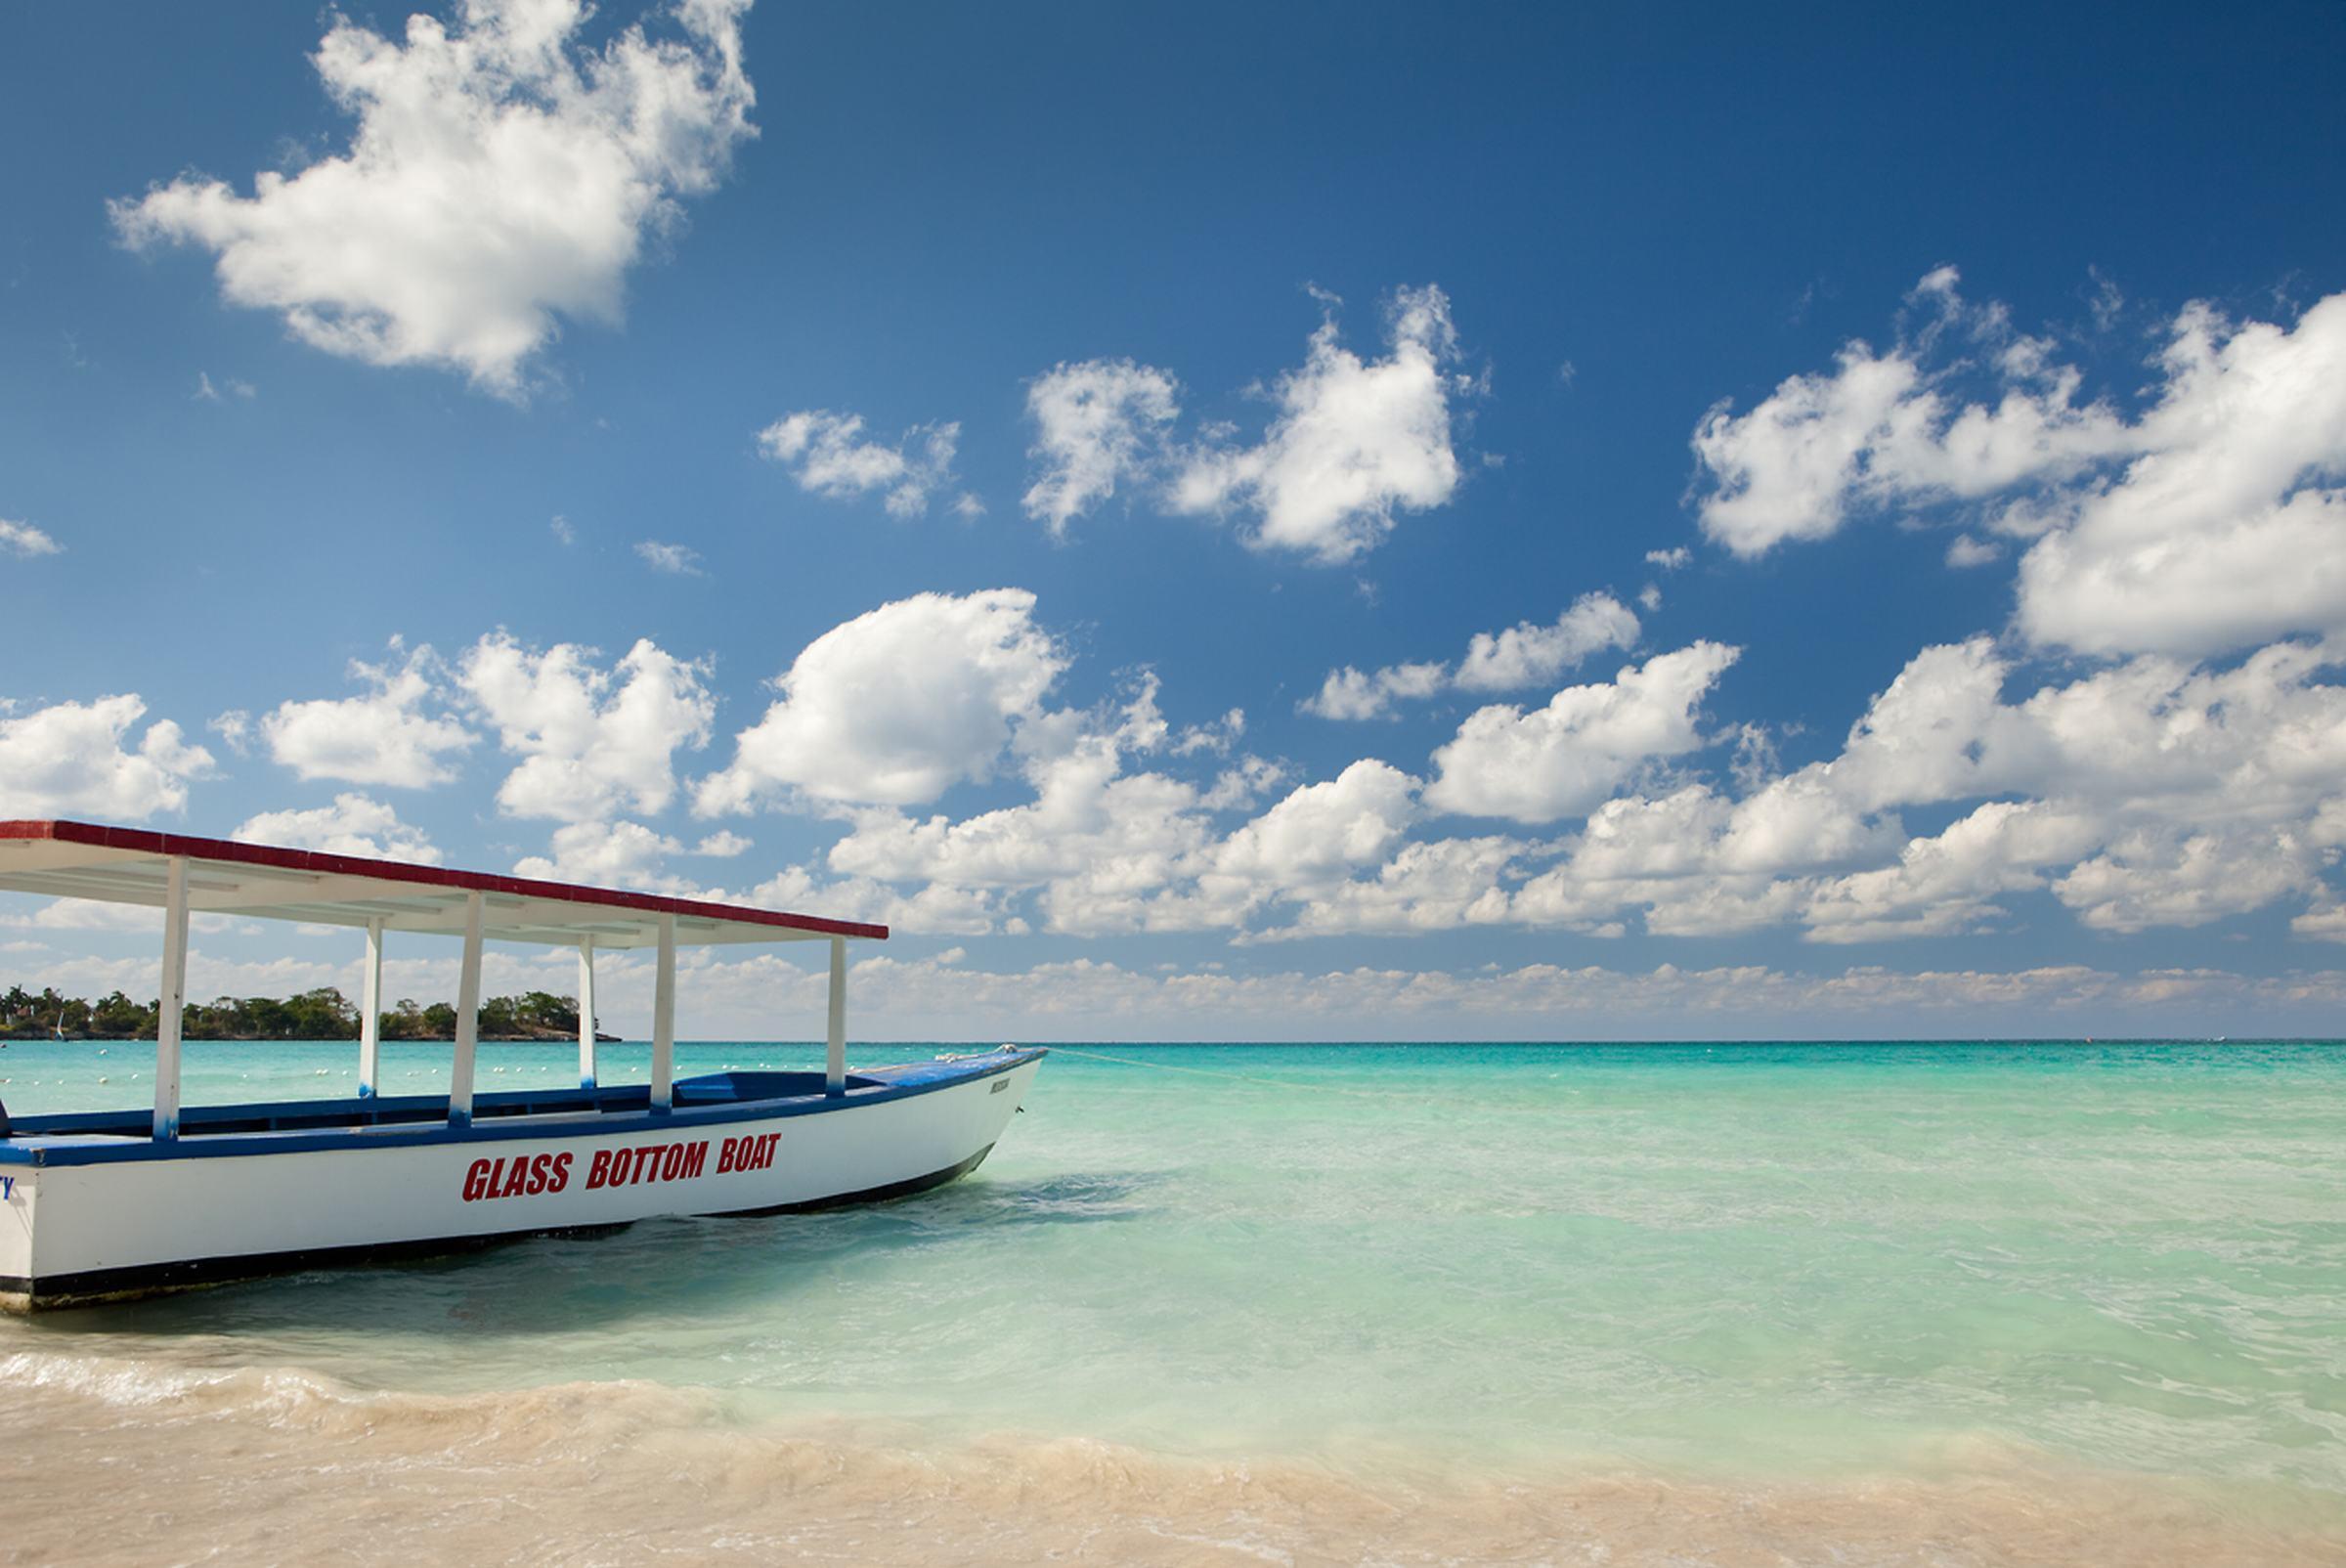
left=4, top=985, right=610, bottom=1047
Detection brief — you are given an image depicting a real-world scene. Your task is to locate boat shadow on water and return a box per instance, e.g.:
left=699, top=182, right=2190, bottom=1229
left=26, top=1168, right=1160, bottom=1340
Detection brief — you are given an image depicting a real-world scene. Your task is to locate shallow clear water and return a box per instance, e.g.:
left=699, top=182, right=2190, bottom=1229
left=1, top=1039, right=2342, bottom=1564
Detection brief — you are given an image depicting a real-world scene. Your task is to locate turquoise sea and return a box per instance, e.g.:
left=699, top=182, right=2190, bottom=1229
left=1, top=1039, right=2342, bottom=1565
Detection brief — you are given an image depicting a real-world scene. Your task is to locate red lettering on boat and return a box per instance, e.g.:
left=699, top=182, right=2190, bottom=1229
left=569, top=1141, right=714, bottom=1195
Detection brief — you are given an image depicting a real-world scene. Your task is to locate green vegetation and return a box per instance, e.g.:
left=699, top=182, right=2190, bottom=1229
left=0, top=985, right=595, bottom=1042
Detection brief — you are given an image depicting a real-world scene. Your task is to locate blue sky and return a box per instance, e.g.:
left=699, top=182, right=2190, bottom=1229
left=5, top=0, right=2346, bottom=1039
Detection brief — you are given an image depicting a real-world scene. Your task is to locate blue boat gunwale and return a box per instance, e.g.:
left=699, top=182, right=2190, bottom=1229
left=0, top=1047, right=1044, bottom=1167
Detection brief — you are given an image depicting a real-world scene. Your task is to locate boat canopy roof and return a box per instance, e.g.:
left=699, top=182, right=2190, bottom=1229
left=0, top=820, right=888, bottom=949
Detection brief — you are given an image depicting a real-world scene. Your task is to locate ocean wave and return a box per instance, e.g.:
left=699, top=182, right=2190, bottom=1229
left=0, top=1347, right=717, bottom=1451
left=1, top=1346, right=2341, bottom=1566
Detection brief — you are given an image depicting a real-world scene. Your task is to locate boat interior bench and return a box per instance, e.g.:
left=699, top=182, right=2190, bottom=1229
left=4, top=1070, right=890, bottom=1141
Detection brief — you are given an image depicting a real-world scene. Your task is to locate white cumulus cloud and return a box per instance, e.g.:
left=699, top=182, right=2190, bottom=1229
left=757, top=410, right=961, bottom=517
left=1425, top=642, right=1741, bottom=822
left=0, top=695, right=216, bottom=819
left=634, top=540, right=704, bottom=575
left=744, top=864, right=1000, bottom=937
left=1455, top=592, right=1643, bottom=691
left=1257, top=835, right=1522, bottom=940
left=1495, top=633, right=2346, bottom=944
left=2014, top=293, right=2346, bottom=656
left=596, top=587, right=2346, bottom=950
left=1023, top=359, right=1181, bottom=538
left=514, top=819, right=687, bottom=888
left=1210, top=759, right=1420, bottom=890
left=1299, top=662, right=1448, bottom=721
left=697, top=588, right=1066, bottom=812
left=233, top=793, right=443, bottom=862
left=457, top=633, right=715, bottom=822
left=110, top=0, right=756, bottom=397
left=1304, top=592, right=1639, bottom=719
left=1694, top=270, right=2346, bottom=659
left=2051, top=826, right=2317, bottom=934
left=1, top=520, right=63, bottom=558
left=828, top=743, right=1211, bottom=936
left=827, top=717, right=1412, bottom=940
left=1691, top=270, right=2132, bottom=557
left=259, top=643, right=475, bottom=787
left=1945, top=533, right=2001, bottom=567
left=1171, top=285, right=1470, bottom=563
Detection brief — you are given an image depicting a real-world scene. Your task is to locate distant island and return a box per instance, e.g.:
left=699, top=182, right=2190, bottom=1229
left=0, top=985, right=620, bottom=1043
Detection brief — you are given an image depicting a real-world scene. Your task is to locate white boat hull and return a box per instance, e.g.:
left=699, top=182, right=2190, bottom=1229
left=0, top=1051, right=1042, bottom=1308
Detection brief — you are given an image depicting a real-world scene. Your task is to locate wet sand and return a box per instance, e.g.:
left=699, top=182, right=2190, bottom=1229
left=3, top=1349, right=2339, bottom=1567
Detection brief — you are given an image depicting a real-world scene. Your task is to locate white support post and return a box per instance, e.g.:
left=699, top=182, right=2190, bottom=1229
left=577, top=936, right=598, bottom=1092
left=358, top=918, right=384, bottom=1100
left=826, top=936, right=847, bottom=1097
left=449, top=891, right=483, bottom=1129
left=152, top=855, right=190, bottom=1141
left=650, top=914, right=676, bottom=1112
